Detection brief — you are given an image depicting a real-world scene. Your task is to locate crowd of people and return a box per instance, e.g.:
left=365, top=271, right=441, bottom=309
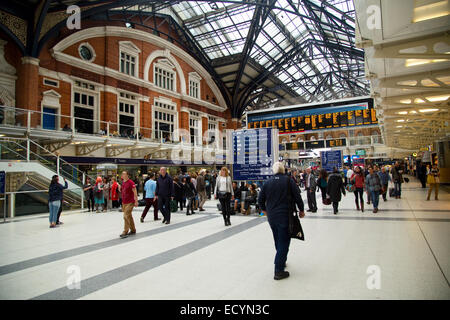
left=48, top=162, right=441, bottom=230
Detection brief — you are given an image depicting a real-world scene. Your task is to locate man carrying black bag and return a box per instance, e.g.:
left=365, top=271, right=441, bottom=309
left=258, top=162, right=305, bottom=281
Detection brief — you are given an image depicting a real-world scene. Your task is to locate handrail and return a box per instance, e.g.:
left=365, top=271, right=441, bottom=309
left=0, top=137, right=94, bottom=185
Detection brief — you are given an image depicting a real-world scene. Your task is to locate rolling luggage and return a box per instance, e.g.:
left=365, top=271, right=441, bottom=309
left=389, top=187, right=395, bottom=198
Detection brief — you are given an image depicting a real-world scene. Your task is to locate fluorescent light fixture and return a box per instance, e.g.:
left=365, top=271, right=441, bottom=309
left=399, top=99, right=412, bottom=104
left=405, top=59, right=448, bottom=67
left=419, top=108, right=439, bottom=113
left=414, top=98, right=425, bottom=103
left=396, top=126, right=403, bottom=128
left=396, top=119, right=405, bottom=122
left=397, top=111, right=408, bottom=115
left=426, top=94, right=450, bottom=102
left=413, top=0, right=449, bottom=23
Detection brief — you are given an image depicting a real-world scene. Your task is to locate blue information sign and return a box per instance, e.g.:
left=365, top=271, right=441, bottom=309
left=0, top=171, right=5, bottom=194
left=321, top=150, right=343, bottom=172
left=232, top=128, right=274, bottom=181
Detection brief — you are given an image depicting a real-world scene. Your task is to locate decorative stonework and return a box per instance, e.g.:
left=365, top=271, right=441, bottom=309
left=0, top=39, right=16, bottom=75
left=0, top=10, right=27, bottom=46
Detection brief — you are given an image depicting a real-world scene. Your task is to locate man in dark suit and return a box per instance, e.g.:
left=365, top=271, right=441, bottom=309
left=258, top=162, right=305, bottom=281
left=155, top=167, right=174, bottom=224
left=304, top=167, right=317, bottom=212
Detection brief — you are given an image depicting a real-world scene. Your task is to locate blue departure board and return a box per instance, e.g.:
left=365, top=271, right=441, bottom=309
left=321, top=150, right=343, bottom=172
left=232, top=128, right=274, bottom=181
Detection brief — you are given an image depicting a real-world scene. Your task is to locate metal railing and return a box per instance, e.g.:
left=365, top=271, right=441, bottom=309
left=0, top=105, right=178, bottom=145
left=1, top=188, right=84, bottom=222
left=0, top=137, right=94, bottom=187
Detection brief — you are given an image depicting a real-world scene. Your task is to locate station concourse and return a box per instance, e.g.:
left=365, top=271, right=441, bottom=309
left=0, top=0, right=448, bottom=301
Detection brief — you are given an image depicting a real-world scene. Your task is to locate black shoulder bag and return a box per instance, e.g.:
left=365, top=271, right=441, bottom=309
left=287, top=177, right=305, bottom=241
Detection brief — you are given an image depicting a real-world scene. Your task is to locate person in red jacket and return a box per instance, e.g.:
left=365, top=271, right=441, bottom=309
left=110, top=176, right=120, bottom=209
left=350, top=166, right=365, bottom=212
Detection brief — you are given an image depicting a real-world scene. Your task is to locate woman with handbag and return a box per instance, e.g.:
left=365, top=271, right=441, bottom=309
left=326, top=167, right=346, bottom=214
left=350, top=166, right=365, bottom=212
left=317, top=169, right=328, bottom=202
left=214, top=167, right=234, bottom=226
left=427, top=164, right=440, bottom=201
left=93, top=176, right=105, bottom=213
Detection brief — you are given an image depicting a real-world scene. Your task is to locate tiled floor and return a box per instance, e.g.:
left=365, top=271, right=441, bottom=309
left=0, top=177, right=449, bottom=300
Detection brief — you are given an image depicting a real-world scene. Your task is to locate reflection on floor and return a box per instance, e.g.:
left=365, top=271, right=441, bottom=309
left=0, top=177, right=449, bottom=300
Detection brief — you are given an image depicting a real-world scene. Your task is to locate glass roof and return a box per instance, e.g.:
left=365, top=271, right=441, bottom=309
left=12, top=0, right=367, bottom=116
left=155, top=0, right=368, bottom=112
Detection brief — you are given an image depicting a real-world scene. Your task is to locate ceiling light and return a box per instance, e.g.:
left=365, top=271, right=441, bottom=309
left=414, top=98, right=425, bottom=103
left=426, top=94, right=450, bottom=102
left=396, top=126, right=403, bottom=128
left=405, top=59, right=448, bottom=67
left=396, top=119, right=405, bottom=122
left=399, top=99, right=412, bottom=104
left=409, top=111, right=417, bottom=114
left=419, top=108, right=439, bottom=113
left=397, top=111, right=408, bottom=115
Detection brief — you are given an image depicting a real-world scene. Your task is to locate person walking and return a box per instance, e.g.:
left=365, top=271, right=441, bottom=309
left=155, top=167, right=175, bottom=225
left=350, top=166, right=365, bottom=212
left=140, top=172, right=159, bottom=222
left=48, top=175, right=68, bottom=228
left=205, top=170, right=212, bottom=200
left=119, top=171, right=138, bottom=238
left=365, top=166, right=382, bottom=213
left=258, top=162, right=305, bottom=281
left=110, top=177, right=120, bottom=209
left=83, top=177, right=94, bottom=212
left=317, top=169, right=328, bottom=203
left=196, top=169, right=207, bottom=212
left=427, top=164, right=440, bottom=201
left=418, top=163, right=427, bottom=188
left=173, top=176, right=184, bottom=211
left=93, top=177, right=105, bottom=213
left=378, top=167, right=391, bottom=202
left=214, top=167, right=234, bottom=226
left=326, top=167, right=346, bottom=214
left=102, top=177, right=111, bottom=212
left=391, top=161, right=404, bottom=199
left=304, top=167, right=317, bottom=213
left=184, top=176, right=197, bottom=215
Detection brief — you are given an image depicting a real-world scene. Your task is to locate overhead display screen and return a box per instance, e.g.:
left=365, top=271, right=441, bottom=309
left=247, top=97, right=377, bottom=134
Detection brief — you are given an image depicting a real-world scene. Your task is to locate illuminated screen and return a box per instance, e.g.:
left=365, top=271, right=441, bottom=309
left=247, top=98, right=376, bottom=133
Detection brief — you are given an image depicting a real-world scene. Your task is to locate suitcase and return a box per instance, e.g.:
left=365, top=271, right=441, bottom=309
left=389, top=188, right=395, bottom=198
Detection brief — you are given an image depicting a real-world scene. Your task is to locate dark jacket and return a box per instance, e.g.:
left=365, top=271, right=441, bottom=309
left=155, top=174, right=174, bottom=198
left=391, top=166, right=404, bottom=183
left=326, top=173, right=345, bottom=202
left=48, top=181, right=68, bottom=202
left=184, top=181, right=197, bottom=199
left=258, top=174, right=304, bottom=222
left=174, top=181, right=184, bottom=200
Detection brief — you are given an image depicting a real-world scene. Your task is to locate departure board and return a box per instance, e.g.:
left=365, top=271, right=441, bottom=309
left=247, top=98, right=377, bottom=134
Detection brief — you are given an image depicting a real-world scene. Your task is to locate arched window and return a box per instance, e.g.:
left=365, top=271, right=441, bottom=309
left=310, top=136, right=316, bottom=141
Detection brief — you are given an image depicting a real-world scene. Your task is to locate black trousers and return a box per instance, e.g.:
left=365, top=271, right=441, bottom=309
left=319, top=186, right=327, bottom=202
left=176, top=198, right=183, bottom=211
left=332, top=201, right=339, bottom=213
left=219, top=193, right=231, bottom=223
left=354, top=187, right=364, bottom=208
left=306, top=188, right=317, bottom=211
left=86, top=196, right=94, bottom=211
left=269, top=218, right=290, bottom=273
left=158, top=196, right=171, bottom=222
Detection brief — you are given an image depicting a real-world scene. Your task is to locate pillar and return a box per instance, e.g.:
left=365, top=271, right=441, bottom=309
left=16, top=57, right=40, bottom=127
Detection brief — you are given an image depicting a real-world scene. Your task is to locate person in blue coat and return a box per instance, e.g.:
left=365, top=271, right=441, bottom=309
left=48, top=175, right=68, bottom=228
left=258, top=162, right=305, bottom=281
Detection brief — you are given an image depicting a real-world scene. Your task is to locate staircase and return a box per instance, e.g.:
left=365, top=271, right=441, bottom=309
left=0, top=137, right=93, bottom=217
